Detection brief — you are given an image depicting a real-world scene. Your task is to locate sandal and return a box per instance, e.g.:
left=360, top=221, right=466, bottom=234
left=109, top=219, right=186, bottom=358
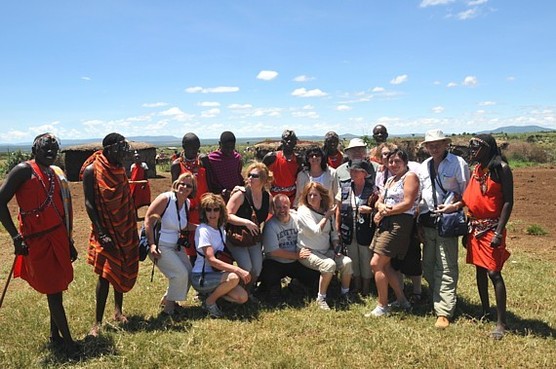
left=490, top=326, right=505, bottom=340
left=409, top=293, right=422, bottom=304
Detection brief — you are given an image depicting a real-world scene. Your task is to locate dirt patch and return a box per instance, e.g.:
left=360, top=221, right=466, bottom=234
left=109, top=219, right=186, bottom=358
left=1, top=166, right=555, bottom=263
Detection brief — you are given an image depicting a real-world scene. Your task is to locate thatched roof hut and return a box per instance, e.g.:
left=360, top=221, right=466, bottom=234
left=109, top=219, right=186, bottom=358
left=62, top=141, right=157, bottom=181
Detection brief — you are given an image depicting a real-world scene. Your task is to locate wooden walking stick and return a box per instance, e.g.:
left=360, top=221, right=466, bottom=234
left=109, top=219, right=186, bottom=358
left=0, top=256, right=17, bottom=309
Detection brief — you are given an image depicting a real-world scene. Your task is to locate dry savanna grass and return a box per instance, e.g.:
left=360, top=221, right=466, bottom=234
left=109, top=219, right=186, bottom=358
left=0, top=167, right=555, bottom=368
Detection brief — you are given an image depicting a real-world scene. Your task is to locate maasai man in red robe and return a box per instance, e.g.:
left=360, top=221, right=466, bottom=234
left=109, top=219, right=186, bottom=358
left=171, top=132, right=208, bottom=261
left=263, top=130, right=302, bottom=207
left=0, top=133, right=78, bottom=354
left=81, top=132, right=139, bottom=337
left=129, top=151, right=151, bottom=217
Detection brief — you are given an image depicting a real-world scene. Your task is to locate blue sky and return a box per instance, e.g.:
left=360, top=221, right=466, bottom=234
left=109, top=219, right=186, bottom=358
left=1, top=0, right=555, bottom=143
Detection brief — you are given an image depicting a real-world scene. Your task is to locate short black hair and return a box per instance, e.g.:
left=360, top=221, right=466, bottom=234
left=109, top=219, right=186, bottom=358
left=182, top=132, right=200, bottom=149
left=220, top=131, right=236, bottom=144
left=102, top=132, right=125, bottom=148
left=387, top=148, right=409, bottom=165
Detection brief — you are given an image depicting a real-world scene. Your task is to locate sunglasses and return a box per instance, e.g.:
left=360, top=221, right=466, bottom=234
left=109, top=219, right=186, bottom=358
left=205, top=207, right=221, bottom=213
left=381, top=151, right=391, bottom=157
left=179, top=182, right=193, bottom=188
left=248, top=173, right=260, bottom=179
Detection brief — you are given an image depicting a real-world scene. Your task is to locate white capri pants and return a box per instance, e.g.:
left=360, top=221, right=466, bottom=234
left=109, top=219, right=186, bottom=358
left=153, top=240, right=192, bottom=301
left=299, top=249, right=353, bottom=277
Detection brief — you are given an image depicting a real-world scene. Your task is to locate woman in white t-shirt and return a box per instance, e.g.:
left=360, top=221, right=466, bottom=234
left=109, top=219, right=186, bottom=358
left=294, top=147, right=338, bottom=208
left=191, top=193, right=250, bottom=318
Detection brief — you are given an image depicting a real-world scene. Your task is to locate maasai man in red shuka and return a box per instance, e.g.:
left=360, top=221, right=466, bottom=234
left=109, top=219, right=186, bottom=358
left=171, top=132, right=208, bottom=261
left=263, top=130, right=302, bottom=207
left=129, top=151, right=151, bottom=212
left=81, top=132, right=139, bottom=337
left=0, top=133, right=78, bottom=354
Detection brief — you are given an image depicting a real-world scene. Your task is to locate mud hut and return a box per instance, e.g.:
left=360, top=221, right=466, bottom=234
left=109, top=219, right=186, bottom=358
left=62, top=141, right=157, bottom=181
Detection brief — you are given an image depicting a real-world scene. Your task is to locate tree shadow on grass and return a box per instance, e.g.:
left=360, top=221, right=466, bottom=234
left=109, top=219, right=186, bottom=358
left=457, top=296, right=556, bottom=339
left=109, top=312, right=194, bottom=334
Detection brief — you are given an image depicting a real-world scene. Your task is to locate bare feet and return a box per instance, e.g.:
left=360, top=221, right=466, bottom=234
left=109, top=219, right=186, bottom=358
left=113, top=313, right=128, bottom=324
left=88, top=324, right=101, bottom=337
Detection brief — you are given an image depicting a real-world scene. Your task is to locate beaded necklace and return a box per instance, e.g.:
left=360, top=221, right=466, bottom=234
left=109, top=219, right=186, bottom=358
left=181, top=155, right=200, bottom=174
left=473, top=165, right=490, bottom=195
left=21, top=165, right=55, bottom=217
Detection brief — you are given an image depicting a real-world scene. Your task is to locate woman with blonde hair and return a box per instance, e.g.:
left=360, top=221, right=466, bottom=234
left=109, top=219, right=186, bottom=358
left=145, top=172, right=198, bottom=315
left=226, top=162, right=273, bottom=300
left=191, top=193, right=250, bottom=318
left=296, top=182, right=353, bottom=310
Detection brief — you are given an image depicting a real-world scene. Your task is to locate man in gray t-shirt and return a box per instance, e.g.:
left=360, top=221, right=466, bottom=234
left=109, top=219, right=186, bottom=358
left=258, top=194, right=319, bottom=302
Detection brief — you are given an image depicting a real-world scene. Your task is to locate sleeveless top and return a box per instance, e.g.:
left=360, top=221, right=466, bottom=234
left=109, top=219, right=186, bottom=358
left=236, top=187, right=270, bottom=224
left=383, top=171, right=418, bottom=215
left=158, top=191, right=190, bottom=245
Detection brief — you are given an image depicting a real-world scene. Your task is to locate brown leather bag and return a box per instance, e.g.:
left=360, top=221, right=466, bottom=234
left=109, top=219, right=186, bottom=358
left=225, top=190, right=261, bottom=247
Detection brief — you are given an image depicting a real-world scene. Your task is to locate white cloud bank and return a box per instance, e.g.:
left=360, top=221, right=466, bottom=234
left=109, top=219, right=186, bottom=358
left=420, top=0, right=454, bottom=8
left=185, top=86, right=239, bottom=93
left=293, top=75, right=315, bottom=82
left=142, top=102, right=168, bottom=108
left=291, top=88, right=328, bottom=98
left=463, top=75, right=478, bottom=86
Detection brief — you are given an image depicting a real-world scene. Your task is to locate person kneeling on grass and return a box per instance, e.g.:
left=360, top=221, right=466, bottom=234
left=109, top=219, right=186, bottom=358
left=191, top=193, right=249, bottom=318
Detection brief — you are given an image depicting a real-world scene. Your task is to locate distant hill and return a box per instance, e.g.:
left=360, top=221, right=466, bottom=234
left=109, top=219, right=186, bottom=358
left=476, top=125, right=555, bottom=134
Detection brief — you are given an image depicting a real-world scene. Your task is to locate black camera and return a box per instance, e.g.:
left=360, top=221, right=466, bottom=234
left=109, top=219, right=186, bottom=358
left=177, top=231, right=190, bottom=249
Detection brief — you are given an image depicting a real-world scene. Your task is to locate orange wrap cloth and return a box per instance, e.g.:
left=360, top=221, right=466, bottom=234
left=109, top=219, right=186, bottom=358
left=14, top=160, right=73, bottom=294
left=129, top=163, right=151, bottom=208
left=463, top=164, right=510, bottom=272
left=80, top=151, right=139, bottom=293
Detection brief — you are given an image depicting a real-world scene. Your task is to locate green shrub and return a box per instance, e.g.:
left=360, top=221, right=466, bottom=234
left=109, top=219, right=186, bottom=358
left=526, top=224, right=548, bottom=236
left=0, top=150, right=31, bottom=176
left=505, top=141, right=548, bottom=163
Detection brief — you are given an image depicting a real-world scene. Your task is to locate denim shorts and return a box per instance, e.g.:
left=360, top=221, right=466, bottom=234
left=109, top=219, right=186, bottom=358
left=191, top=272, right=224, bottom=294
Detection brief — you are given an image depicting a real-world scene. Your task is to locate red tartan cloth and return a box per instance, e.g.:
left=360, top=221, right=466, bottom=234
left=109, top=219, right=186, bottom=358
left=80, top=151, right=139, bottom=293
left=14, top=160, right=73, bottom=294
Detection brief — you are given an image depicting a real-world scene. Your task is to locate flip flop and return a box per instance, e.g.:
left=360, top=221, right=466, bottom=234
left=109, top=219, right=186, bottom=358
left=490, top=326, right=505, bottom=340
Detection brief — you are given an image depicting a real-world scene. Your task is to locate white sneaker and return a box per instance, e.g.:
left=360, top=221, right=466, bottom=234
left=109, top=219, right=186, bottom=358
left=364, top=305, right=391, bottom=317
left=316, top=297, right=331, bottom=311
left=203, top=302, right=224, bottom=318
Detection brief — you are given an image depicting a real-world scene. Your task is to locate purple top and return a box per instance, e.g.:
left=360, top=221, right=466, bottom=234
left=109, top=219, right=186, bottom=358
left=207, top=150, right=243, bottom=192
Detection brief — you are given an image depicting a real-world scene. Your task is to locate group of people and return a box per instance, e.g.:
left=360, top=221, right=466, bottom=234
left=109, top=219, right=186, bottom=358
left=0, top=125, right=514, bottom=358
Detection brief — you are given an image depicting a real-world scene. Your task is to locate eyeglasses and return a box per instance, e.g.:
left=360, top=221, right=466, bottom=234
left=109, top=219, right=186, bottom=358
left=248, top=173, right=260, bottom=179
left=205, top=207, right=221, bottom=213
left=469, top=138, right=490, bottom=150
left=179, top=183, right=193, bottom=188
left=381, top=151, right=391, bottom=157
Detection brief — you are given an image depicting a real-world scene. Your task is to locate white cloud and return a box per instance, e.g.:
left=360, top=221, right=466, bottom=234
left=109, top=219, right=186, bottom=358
left=468, top=0, right=487, bottom=6
left=142, top=102, right=169, bottom=108
left=159, top=107, right=195, bottom=122
left=476, top=110, right=486, bottom=114
left=507, top=76, right=516, bottom=81
left=198, top=101, right=221, bottom=107
left=372, top=86, right=385, bottom=92
left=336, top=105, right=352, bottom=111
left=200, top=108, right=221, bottom=118
left=292, top=111, right=319, bottom=119
left=390, top=74, right=408, bottom=85
left=291, top=88, right=328, bottom=98
left=185, top=86, right=239, bottom=93
left=228, top=103, right=253, bottom=109
left=457, top=8, right=477, bottom=20
left=302, top=105, right=314, bottom=110
left=433, top=81, right=442, bottom=85
left=463, top=75, right=478, bottom=86
left=432, top=106, right=445, bottom=113
left=257, top=70, right=278, bottom=81
left=293, top=75, right=315, bottom=82
left=479, top=101, right=496, bottom=106
left=420, top=0, right=454, bottom=8
left=447, top=82, right=458, bottom=88
left=81, top=76, right=91, bottom=81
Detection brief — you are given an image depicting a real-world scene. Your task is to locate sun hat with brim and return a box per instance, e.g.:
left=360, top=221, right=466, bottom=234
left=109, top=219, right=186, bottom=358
left=421, top=129, right=452, bottom=145
left=345, top=138, right=367, bottom=151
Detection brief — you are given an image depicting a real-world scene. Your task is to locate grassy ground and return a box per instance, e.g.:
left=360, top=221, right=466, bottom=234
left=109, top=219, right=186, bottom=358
left=0, top=247, right=554, bottom=368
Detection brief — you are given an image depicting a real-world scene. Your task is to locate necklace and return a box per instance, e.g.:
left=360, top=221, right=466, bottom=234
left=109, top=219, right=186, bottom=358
left=21, top=165, right=56, bottom=217
left=473, top=165, right=490, bottom=195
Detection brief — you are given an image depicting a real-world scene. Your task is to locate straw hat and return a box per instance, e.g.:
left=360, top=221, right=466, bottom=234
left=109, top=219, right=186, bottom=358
left=421, top=129, right=452, bottom=145
left=345, top=138, right=367, bottom=150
